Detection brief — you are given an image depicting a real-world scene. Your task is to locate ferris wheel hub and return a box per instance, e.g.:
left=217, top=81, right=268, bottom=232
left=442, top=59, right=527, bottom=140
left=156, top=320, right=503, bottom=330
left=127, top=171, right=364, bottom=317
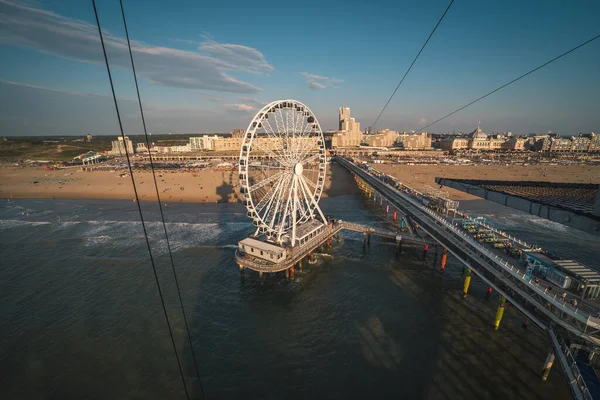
left=294, top=163, right=304, bottom=176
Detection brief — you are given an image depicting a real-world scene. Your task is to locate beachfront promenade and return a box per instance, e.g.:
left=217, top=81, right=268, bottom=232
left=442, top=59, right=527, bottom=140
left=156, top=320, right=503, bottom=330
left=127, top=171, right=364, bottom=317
left=336, top=155, right=599, bottom=400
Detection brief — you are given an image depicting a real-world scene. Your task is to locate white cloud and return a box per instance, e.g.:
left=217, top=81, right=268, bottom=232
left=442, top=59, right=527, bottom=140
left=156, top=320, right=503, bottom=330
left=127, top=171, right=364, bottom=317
left=199, top=35, right=273, bottom=74
left=308, top=81, right=327, bottom=90
left=236, top=97, right=266, bottom=107
left=224, top=103, right=256, bottom=113
left=301, top=72, right=343, bottom=90
left=0, top=0, right=272, bottom=93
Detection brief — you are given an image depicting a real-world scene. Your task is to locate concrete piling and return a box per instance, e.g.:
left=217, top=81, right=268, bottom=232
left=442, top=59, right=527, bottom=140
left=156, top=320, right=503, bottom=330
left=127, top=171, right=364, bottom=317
left=494, top=296, right=506, bottom=330
left=289, top=265, right=295, bottom=279
left=463, top=267, right=472, bottom=297
left=440, top=248, right=448, bottom=271
left=541, top=352, right=555, bottom=381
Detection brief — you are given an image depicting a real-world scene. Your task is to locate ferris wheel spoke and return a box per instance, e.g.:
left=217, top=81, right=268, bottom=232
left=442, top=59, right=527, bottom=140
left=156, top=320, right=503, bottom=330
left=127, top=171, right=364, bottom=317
left=264, top=175, right=289, bottom=229
left=256, top=173, right=286, bottom=215
left=297, top=139, right=319, bottom=162
left=254, top=184, right=277, bottom=214
left=297, top=175, right=315, bottom=219
left=251, top=138, right=285, bottom=163
left=301, top=175, right=327, bottom=223
left=275, top=176, right=295, bottom=239
left=248, top=171, right=284, bottom=193
left=303, top=176, right=318, bottom=191
left=265, top=116, right=289, bottom=160
left=301, top=152, right=320, bottom=165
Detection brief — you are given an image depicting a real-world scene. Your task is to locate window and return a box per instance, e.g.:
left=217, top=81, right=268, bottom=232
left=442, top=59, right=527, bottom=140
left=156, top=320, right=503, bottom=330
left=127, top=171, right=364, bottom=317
left=260, top=251, right=263, bottom=256
left=251, top=248, right=254, bottom=253
left=270, top=254, right=273, bottom=259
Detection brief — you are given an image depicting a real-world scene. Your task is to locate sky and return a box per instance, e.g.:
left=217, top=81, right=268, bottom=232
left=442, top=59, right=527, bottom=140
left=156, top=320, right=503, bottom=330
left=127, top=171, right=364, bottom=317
left=0, top=0, right=599, bottom=136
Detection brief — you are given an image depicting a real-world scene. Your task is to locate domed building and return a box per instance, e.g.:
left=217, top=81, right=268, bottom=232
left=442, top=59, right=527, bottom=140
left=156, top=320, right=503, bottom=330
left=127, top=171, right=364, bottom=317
left=468, top=124, right=490, bottom=150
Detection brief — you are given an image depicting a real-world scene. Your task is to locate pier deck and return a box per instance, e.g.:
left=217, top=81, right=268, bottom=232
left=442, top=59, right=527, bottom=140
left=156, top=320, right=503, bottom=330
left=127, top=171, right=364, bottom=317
left=234, top=221, right=432, bottom=273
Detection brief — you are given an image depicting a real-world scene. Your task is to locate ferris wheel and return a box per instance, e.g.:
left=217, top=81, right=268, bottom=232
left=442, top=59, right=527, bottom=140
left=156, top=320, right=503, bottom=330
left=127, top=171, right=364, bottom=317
left=239, top=99, right=327, bottom=246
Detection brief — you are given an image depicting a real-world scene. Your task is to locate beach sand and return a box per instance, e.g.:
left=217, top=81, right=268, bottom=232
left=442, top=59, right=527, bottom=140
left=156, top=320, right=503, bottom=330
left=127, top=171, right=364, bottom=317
left=0, top=162, right=360, bottom=203
left=376, top=164, right=600, bottom=201
left=2, top=162, right=598, bottom=203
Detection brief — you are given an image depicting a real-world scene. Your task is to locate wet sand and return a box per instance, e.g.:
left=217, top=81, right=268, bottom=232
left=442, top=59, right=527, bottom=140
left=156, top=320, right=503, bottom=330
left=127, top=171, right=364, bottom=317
left=375, top=164, right=600, bottom=201
left=0, top=162, right=359, bottom=203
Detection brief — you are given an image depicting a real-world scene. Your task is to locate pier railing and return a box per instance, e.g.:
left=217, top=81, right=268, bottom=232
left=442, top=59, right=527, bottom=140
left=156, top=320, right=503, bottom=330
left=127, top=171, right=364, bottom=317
left=550, top=329, right=593, bottom=400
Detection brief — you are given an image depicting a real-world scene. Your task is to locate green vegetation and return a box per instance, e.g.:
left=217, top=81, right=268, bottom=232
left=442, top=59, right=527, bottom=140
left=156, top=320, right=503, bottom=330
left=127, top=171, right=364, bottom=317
left=0, top=136, right=112, bottom=161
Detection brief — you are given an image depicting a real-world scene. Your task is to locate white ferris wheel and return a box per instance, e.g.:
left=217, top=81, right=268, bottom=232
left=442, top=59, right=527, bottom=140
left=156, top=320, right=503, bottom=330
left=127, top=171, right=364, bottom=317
left=239, top=99, right=328, bottom=246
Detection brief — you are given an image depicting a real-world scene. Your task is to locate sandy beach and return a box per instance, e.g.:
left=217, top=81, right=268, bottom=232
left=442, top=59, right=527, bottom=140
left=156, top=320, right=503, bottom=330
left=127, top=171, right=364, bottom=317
left=376, top=164, right=600, bottom=201
left=2, top=162, right=598, bottom=204
left=0, top=162, right=360, bottom=203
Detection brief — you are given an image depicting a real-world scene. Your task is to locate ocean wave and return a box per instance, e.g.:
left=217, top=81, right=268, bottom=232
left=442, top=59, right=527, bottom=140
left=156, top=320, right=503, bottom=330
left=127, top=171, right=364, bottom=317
left=0, top=219, right=51, bottom=229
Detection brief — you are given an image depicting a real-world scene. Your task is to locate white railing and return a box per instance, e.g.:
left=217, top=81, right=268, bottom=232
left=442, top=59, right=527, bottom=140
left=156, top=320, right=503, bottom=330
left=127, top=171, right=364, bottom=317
left=550, top=329, right=593, bottom=400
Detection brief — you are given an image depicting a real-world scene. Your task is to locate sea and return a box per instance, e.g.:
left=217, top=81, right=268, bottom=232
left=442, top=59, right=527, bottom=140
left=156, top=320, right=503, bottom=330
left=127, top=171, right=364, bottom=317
left=1, top=193, right=598, bottom=399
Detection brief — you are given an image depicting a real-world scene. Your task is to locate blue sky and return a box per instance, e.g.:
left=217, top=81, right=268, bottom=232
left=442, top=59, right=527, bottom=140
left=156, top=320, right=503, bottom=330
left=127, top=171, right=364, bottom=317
left=0, top=0, right=599, bottom=136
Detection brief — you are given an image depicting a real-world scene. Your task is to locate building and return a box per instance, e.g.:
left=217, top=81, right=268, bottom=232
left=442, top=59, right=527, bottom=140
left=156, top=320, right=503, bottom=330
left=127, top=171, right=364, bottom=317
left=339, top=106, right=351, bottom=130
left=238, top=237, right=287, bottom=263
left=331, top=106, right=364, bottom=148
left=232, top=129, right=246, bottom=138
left=488, top=137, right=505, bottom=150
left=440, top=137, right=469, bottom=151
left=396, top=132, right=432, bottom=150
left=111, top=136, right=134, bottom=156
left=213, top=137, right=244, bottom=152
left=587, top=133, right=600, bottom=152
left=501, top=137, right=526, bottom=151
left=171, top=145, right=191, bottom=153
left=549, top=137, right=572, bottom=152
left=531, top=136, right=551, bottom=151
left=190, top=135, right=219, bottom=151
left=571, top=135, right=591, bottom=152
left=363, top=129, right=398, bottom=147
left=467, top=126, right=491, bottom=150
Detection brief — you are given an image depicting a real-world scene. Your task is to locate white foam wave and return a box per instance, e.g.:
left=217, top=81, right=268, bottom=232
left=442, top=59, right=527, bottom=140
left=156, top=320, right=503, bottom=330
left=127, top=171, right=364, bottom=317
left=0, top=219, right=51, bottom=229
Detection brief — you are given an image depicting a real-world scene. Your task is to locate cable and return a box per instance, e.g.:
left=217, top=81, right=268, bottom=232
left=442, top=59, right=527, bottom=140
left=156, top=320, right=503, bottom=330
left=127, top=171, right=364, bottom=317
left=90, top=1, right=190, bottom=398
left=415, top=32, right=600, bottom=132
left=118, top=0, right=206, bottom=398
left=370, top=0, right=455, bottom=131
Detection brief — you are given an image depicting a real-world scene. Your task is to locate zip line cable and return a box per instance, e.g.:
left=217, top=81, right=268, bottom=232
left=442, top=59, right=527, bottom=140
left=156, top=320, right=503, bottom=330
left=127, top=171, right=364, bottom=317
left=415, top=32, right=600, bottom=132
left=118, top=0, right=206, bottom=398
left=90, top=1, right=190, bottom=398
left=370, top=0, right=455, bottom=131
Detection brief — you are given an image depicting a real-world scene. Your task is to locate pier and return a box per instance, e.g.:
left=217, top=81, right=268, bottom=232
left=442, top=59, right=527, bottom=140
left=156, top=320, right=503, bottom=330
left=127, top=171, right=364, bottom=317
left=234, top=220, right=433, bottom=274
left=336, top=155, right=600, bottom=400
